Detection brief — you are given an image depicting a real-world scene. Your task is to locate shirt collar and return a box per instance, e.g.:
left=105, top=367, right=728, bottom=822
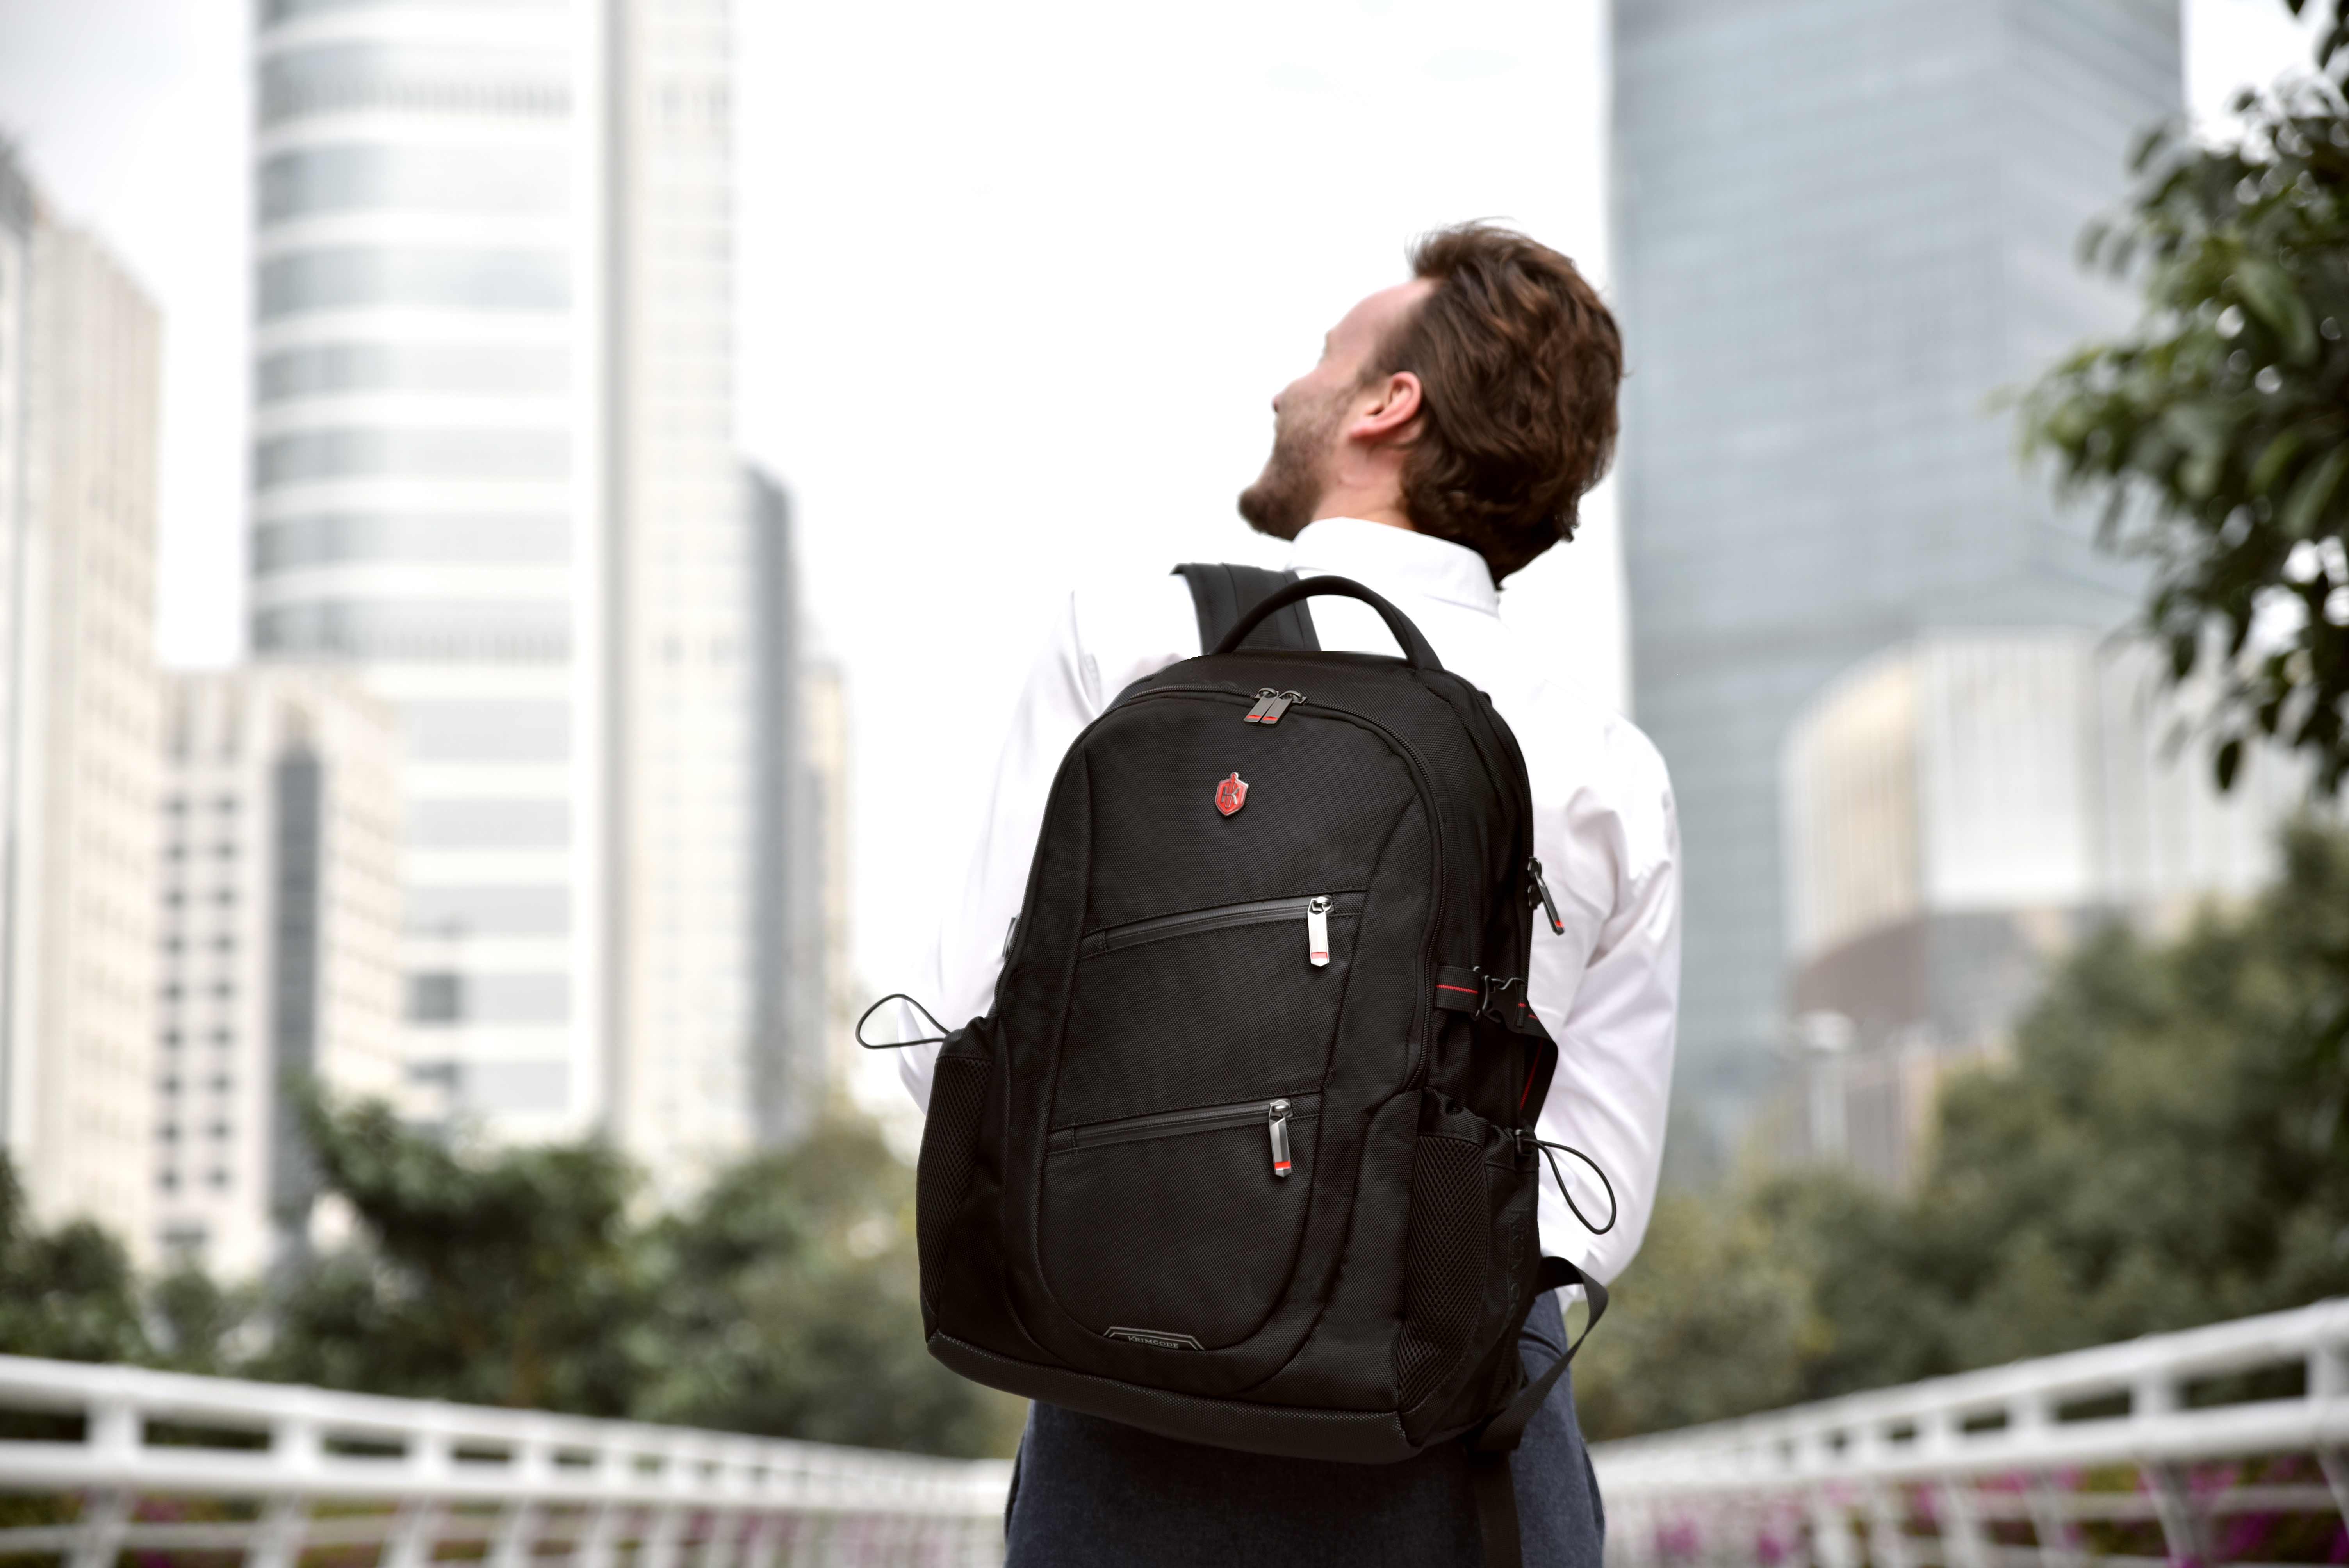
left=1285, top=517, right=1500, bottom=616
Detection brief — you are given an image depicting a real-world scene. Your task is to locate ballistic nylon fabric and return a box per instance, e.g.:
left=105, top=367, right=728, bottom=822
left=1039, top=1114, right=1320, bottom=1346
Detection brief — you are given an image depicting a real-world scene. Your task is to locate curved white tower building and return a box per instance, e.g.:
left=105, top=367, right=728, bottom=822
left=253, top=0, right=771, bottom=1180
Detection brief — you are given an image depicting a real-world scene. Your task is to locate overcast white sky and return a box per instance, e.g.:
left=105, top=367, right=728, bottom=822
left=0, top=0, right=2326, bottom=1055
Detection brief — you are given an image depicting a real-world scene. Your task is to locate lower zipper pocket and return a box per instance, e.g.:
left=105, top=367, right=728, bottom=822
left=1038, top=1094, right=1324, bottom=1347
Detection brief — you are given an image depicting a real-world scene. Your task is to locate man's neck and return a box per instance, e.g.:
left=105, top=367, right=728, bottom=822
left=1311, top=500, right=1414, bottom=533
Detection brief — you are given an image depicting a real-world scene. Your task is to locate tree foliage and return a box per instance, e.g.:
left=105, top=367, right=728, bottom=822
left=1579, top=821, right=2349, bottom=1440
left=251, top=1095, right=654, bottom=1413
left=0, top=1162, right=146, bottom=1365
left=2021, top=14, right=2349, bottom=793
left=0, top=1099, right=1018, bottom=1459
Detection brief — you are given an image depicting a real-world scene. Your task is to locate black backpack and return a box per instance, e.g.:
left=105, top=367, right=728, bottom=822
left=881, top=566, right=1608, bottom=1568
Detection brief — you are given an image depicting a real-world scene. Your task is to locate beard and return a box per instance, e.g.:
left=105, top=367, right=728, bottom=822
left=1236, top=387, right=1344, bottom=540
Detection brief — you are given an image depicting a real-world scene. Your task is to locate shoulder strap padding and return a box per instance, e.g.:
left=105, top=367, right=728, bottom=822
left=1173, top=563, right=1321, bottom=654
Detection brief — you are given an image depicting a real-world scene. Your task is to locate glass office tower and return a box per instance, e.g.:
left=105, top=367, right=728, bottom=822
left=1610, top=0, right=2183, bottom=1151
left=253, top=0, right=793, bottom=1185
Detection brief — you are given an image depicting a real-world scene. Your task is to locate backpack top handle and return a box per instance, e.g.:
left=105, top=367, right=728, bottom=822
left=1209, top=574, right=1446, bottom=673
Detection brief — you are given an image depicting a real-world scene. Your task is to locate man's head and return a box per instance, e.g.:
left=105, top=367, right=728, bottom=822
left=1237, top=223, right=1623, bottom=582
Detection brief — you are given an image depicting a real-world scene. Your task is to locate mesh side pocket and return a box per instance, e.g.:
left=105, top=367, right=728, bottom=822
left=1394, top=1134, right=1488, bottom=1409
left=916, top=1056, right=990, bottom=1310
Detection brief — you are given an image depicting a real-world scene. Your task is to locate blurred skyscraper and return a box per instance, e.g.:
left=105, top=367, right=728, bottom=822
left=251, top=0, right=820, bottom=1180
left=1610, top=0, right=2184, bottom=1158
left=0, top=147, right=165, bottom=1255
left=154, top=669, right=402, bottom=1275
left=1771, top=630, right=2299, bottom=1186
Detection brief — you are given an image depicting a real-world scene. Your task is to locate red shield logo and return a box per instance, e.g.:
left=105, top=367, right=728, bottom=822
left=1215, top=772, right=1248, bottom=817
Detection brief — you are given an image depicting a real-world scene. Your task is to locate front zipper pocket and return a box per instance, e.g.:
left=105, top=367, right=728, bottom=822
left=1040, top=1094, right=1324, bottom=1348
left=1050, top=1092, right=1322, bottom=1170
left=1056, top=892, right=1369, bottom=1129
left=1080, top=892, right=1365, bottom=961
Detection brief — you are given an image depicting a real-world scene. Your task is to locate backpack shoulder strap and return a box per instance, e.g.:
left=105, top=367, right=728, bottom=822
left=1172, top=563, right=1321, bottom=654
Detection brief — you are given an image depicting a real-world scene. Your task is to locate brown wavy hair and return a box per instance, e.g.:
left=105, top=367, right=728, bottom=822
left=1376, top=224, right=1623, bottom=581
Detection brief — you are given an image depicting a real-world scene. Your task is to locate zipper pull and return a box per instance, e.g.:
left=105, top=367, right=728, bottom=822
left=1002, top=915, right=1019, bottom=959
left=1528, top=858, right=1565, bottom=936
left=1242, top=688, right=1278, bottom=723
left=1257, top=690, right=1303, bottom=725
left=1305, top=895, right=1332, bottom=967
left=1268, top=1099, right=1293, bottom=1178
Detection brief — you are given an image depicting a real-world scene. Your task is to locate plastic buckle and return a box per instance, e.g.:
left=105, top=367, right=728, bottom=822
left=1476, top=972, right=1524, bottom=1023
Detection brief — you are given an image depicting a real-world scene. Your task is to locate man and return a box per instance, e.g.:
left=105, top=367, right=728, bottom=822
left=900, top=223, right=1679, bottom=1565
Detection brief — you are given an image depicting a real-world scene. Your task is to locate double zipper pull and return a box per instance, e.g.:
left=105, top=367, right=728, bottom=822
left=1268, top=1099, right=1293, bottom=1177
left=1257, top=690, right=1302, bottom=725
left=1242, top=688, right=1279, bottom=723
left=1528, top=858, right=1565, bottom=936
left=1305, top=895, right=1332, bottom=968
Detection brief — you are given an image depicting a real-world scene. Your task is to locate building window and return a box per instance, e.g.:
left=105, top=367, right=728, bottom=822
left=257, top=344, right=569, bottom=406
left=406, top=969, right=570, bottom=1025
left=258, top=42, right=570, bottom=125
left=254, top=510, right=570, bottom=570
left=256, top=246, right=568, bottom=321
left=253, top=600, right=571, bottom=663
left=407, top=797, right=570, bottom=850
left=259, top=145, right=567, bottom=224
left=403, top=700, right=570, bottom=764
left=405, top=885, right=570, bottom=939
left=408, top=972, right=463, bottom=1023
left=254, top=426, right=570, bottom=488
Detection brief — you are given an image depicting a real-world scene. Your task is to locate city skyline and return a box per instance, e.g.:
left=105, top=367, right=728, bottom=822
left=0, top=0, right=2326, bottom=1116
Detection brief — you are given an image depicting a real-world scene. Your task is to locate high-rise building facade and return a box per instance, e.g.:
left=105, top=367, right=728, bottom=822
left=154, top=669, right=402, bottom=1277
left=252, top=0, right=815, bottom=1176
left=0, top=150, right=165, bottom=1253
left=1610, top=0, right=2184, bottom=1147
left=1768, top=630, right=2299, bottom=1185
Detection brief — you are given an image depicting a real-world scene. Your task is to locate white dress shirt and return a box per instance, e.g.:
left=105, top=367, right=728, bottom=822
left=899, top=517, right=1681, bottom=1285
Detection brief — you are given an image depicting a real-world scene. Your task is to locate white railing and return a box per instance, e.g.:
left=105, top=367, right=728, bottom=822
left=0, top=1354, right=1011, bottom=1567
left=1589, top=1297, right=2349, bottom=1568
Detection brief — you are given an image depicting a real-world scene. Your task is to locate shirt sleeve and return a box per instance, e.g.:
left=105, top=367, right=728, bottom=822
left=897, top=577, right=1197, bottom=1108
left=1528, top=748, right=1682, bottom=1286
left=896, top=592, right=1101, bottom=1110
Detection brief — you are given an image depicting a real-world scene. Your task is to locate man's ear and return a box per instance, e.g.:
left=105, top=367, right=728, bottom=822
left=1349, top=371, right=1423, bottom=447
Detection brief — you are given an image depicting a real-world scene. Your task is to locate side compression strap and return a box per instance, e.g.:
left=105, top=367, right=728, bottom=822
left=1173, top=563, right=1321, bottom=653
left=1467, top=1257, right=1609, bottom=1568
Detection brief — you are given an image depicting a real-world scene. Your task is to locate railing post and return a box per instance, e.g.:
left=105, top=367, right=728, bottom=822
left=247, top=1411, right=319, bottom=1568
left=1806, top=1485, right=1855, bottom=1568
left=248, top=1494, right=312, bottom=1568
left=2024, top=1471, right=2080, bottom=1568
left=380, top=1420, right=451, bottom=1568
left=1936, top=1477, right=1989, bottom=1568
left=487, top=1437, right=549, bottom=1568
left=571, top=1437, right=628, bottom=1568
left=70, top=1394, right=139, bottom=1568
left=1865, top=1482, right=1910, bottom=1568
left=69, top=1488, right=132, bottom=1568
left=2144, top=1462, right=2206, bottom=1567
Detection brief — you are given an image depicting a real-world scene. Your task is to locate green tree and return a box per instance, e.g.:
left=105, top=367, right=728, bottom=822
left=636, top=1117, right=1024, bottom=1458
left=1571, top=1190, right=1821, bottom=1443
left=252, top=1091, right=654, bottom=1414
left=2021, top=6, right=2349, bottom=792
left=1583, top=822, right=2349, bottom=1434
left=0, top=1159, right=146, bottom=1363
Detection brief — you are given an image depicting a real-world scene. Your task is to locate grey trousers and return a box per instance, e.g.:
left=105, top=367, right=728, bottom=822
left=1003, top=1291, right=1604, bottom=1567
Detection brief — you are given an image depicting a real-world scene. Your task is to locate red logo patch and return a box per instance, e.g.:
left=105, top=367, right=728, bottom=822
left=1215, top=772, right=1248, bottom=817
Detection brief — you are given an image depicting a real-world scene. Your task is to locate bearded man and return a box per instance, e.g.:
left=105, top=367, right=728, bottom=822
left=900, top=223, right=1680, bottom=1566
